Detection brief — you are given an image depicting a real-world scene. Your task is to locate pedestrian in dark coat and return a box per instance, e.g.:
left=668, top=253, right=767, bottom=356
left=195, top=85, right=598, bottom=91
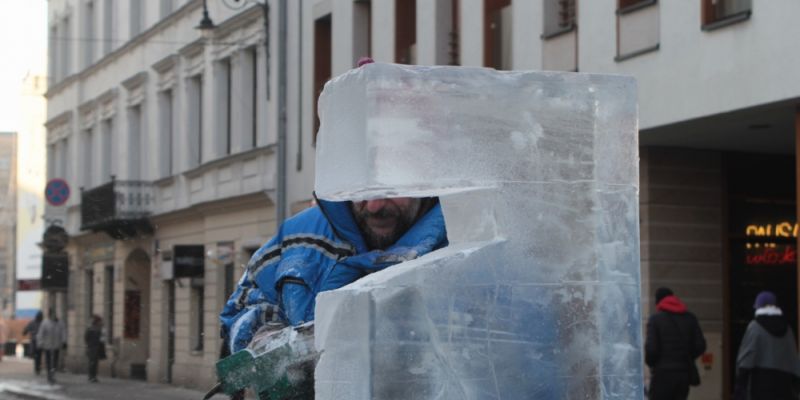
left=23, top=311, right=43, bottom=374
left=84, top=315, right=104, bottom=383
left=734, top=291, right=800, bottom=400
left=645, top=287, right=707, bottom=400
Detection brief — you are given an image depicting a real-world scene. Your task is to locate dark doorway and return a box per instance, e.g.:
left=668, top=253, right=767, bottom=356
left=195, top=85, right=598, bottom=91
left=166, top=279, right=175, bottom=384
left=726, top=152, right=797, bottom=391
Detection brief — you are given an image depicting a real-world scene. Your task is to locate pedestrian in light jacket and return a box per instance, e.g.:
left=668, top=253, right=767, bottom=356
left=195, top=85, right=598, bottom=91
left=36, top=309, right=65, bottom=384
left=734, top=291, right=800, bottom=400
left=645, top=287, right=707, bottom=400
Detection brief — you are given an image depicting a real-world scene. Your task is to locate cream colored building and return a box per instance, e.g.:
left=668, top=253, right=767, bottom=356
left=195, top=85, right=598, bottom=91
left=45, top=0, right=311, bottom=387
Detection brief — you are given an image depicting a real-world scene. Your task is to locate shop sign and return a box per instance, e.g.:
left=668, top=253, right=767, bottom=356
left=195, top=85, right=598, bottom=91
left=173, top=245, right=205, bottom=278
left=41, top=252, right=69, bottom=289
left=746, top=245, right=796, bottom=266
left=17, top=279, right=41, bottom=291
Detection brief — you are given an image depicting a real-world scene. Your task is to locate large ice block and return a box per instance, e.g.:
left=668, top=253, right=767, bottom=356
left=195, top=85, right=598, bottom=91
left=314, top=63, right=641, bottom=399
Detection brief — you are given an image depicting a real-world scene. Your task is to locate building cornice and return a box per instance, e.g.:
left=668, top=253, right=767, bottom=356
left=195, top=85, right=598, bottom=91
left=44, top=110, right=73, bottom=130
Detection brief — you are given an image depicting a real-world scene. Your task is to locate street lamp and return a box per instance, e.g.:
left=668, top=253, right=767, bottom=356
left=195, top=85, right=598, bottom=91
left=197, top=0, right=288, bottom=226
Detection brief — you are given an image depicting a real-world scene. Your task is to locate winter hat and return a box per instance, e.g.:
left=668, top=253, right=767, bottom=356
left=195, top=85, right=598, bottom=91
left=357, top=56, right=375, bottom=67
left=654, top=287, right=673, bottom=305
left=754, top=291, right=777, bottom=309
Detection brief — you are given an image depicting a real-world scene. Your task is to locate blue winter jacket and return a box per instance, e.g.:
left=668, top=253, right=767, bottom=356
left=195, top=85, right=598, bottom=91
left=219, top=198, right=448, bottom=353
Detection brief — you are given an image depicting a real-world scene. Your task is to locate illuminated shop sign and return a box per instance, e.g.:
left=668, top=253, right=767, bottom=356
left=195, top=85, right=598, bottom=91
left=744, top=221, right=798, bottom=266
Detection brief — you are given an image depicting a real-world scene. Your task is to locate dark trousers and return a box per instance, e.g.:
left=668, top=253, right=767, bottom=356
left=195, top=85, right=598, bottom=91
left=32, top=347, right=42, bottom=374
left=44, top=349, right=58, bottom=383
left=87, top=355, right=99, bottom=380
left=649, top=370, right=690, bottom=400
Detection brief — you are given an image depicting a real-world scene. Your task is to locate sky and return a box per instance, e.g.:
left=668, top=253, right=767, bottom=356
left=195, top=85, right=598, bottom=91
left=0, top=0, right=48, bottom=133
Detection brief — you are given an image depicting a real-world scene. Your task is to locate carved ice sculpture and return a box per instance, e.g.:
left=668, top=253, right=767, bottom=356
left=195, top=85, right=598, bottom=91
left=313, top=63, right=642, bottom=399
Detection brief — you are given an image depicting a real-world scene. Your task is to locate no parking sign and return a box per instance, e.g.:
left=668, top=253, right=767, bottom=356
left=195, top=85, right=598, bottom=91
left=45, top=178, right=70, bottom=206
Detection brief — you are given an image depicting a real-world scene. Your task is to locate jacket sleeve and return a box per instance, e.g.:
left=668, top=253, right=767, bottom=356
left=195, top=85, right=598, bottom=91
left=736, top=323, right=757, bottom=372
left=691, top=315, right=707, bottom=359
left=644, top=315, right=659, bottom=368
left=219, top=235, right=283, bottom=354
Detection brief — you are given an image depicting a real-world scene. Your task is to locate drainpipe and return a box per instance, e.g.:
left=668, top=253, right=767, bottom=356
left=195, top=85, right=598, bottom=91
left=276, top=0, right=288, bottom=224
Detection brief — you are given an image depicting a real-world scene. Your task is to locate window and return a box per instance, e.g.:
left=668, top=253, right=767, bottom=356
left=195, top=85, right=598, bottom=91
left=240, top=47, right=258, bottom=151
left=84, top=1, right=95, bottom=68
left=450, top=0, right=459, bottom=65
left=215, top=58, right=232, bottom=156
left=82, top=128, right=94, bottom=188
left=49, top=26, right=58, bottom=82
left=354, top=0, right=371, bottom=61
left=47, top=144, right=55, bottom=178
left=543, top=0, right=576, bottom=36
left=128, top=105, right=141, bottom=180
left=104, top=265, right=114, bottom=344
left=103, top=0, right=114, bottom=54
left=702, top=0, right=751, bottom=29
left=160, top=0, right=174, bottom=19
left=158, top=90, right=174, bottom=177
left=313, top=15, right=332, bottom=144
left=58, top=138, right=69, bottom=181
left=615, top=0, right=660, bottom=61
left=100, top=118, right=114, bottom=182
left=61, top=16, right=71, bottom=79
left=130, top=0, right=143, bottom=37
left=395, top=0, right=416, bottom=64
left=190, top=280, right=205, bottom=352
left=484, top=0, right=511, bottom=69
left=187, top=75, right=203, bottom=167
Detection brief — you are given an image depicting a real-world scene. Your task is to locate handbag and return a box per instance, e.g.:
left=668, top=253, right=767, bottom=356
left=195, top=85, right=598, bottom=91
left=668, top=315, right=701, bottom=387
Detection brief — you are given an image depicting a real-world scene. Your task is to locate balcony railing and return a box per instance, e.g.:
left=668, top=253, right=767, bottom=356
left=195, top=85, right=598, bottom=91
left=81, top=179, right=154, bottom=239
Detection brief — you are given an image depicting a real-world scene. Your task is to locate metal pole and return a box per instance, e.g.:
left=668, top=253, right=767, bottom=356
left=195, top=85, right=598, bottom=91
left=276, top=0, right=288, bottom=224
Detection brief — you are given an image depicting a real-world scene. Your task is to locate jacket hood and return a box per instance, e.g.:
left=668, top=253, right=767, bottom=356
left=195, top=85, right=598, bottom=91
left=656, top=295, right=687, bottom=314
left=755, top=306, right=789, bottom=337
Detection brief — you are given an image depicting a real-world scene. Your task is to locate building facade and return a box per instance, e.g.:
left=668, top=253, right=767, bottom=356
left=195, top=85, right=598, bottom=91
left=45, top=0, right=315, bottom=387
left=0, top=132, right=17, bottom=320
left=46, top=0, right=800, bottom=397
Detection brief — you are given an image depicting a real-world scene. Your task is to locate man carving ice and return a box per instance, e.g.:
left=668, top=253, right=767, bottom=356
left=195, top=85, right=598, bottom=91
left=219, top=195, right=447, bottom=351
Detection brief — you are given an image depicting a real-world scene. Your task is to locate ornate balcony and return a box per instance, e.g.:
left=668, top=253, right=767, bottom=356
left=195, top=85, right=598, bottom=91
left=81, top=179, right=154, bottom=239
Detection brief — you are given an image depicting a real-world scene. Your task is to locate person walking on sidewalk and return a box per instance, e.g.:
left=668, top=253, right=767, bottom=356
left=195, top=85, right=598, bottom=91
left=645, top=287, right=707, bottom=400
left=36, top=309, right=66, bottom=384
left=734, top=290, right=800, bottom=400
left=23, top=311, right=43, bottom=374
left=0, top=314, right=8, bottom=362
left=84, top=315, right=105, bottom=383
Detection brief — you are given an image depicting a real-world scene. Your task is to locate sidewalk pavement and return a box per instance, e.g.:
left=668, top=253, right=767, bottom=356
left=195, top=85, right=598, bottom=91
left=0, top=356, right=229, bottom=400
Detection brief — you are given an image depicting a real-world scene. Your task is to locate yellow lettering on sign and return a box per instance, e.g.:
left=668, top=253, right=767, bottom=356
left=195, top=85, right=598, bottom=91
left=746, top=222, right=800, bottom=238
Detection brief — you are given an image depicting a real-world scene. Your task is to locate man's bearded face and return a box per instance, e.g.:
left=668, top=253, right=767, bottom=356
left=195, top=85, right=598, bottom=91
left=351, top=197, right=422, bottom=250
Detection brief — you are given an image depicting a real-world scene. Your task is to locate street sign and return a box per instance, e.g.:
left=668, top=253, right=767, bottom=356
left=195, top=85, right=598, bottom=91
left=17, top=279, right=41, bottom=291
left=45, top=178, right=70, bottom=206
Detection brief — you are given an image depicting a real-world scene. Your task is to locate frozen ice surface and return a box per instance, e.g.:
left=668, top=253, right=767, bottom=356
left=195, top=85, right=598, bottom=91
left=314, top=63, right=641, bottom=399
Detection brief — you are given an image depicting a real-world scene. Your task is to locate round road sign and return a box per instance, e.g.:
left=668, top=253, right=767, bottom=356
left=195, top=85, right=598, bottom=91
left=45, top=179, right=71, bottom=206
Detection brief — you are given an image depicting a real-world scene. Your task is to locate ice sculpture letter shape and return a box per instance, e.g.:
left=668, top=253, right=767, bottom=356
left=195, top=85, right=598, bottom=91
left=314, top=63, right=642, bottom=399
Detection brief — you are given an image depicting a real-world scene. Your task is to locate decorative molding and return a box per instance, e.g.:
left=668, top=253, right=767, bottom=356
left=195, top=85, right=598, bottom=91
left=96, top=88, right=119, bottom=120
left=153, top=54, right=180, bottom=90
left=78, top=99, right=97, bottom=130
left=122, top=72, right=148, bottom=106
left=45, top=110, right=73, bottom=130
